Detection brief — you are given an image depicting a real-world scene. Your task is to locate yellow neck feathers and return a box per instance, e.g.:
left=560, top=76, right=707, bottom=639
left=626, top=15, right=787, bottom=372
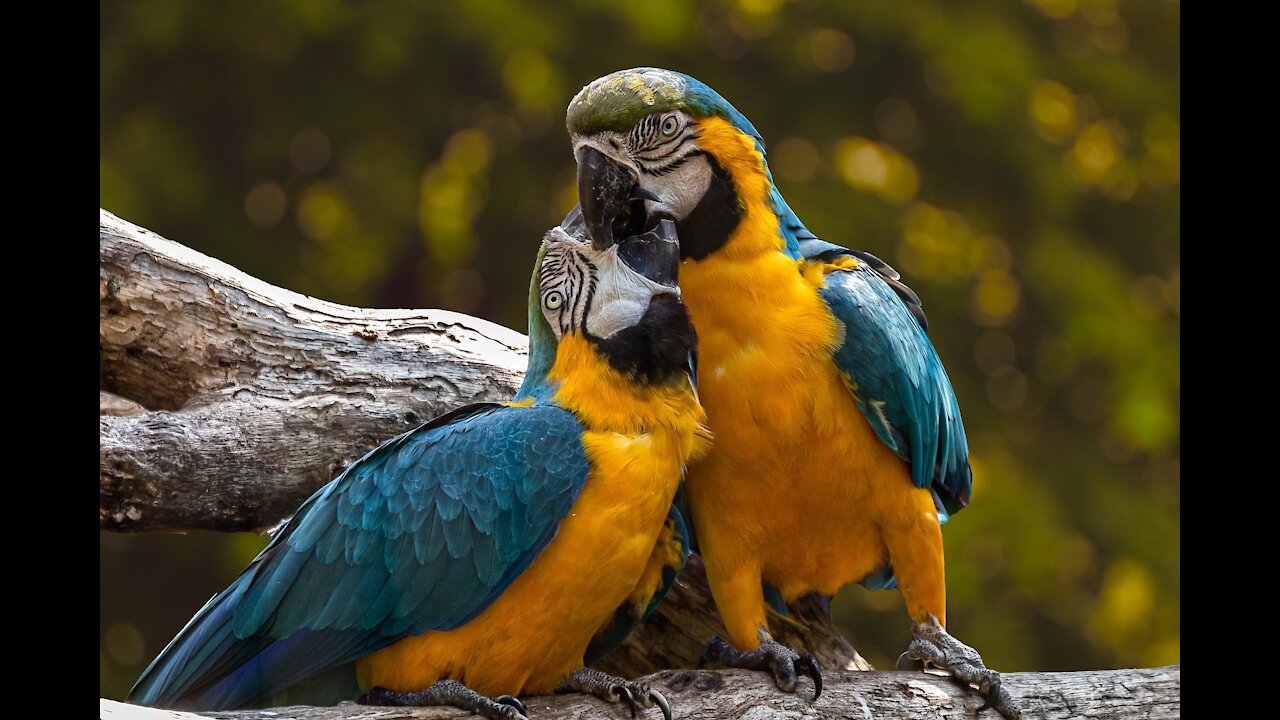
left=548, top=334, right=710, bottom=452
left=694, top=115, right=784, bottom=261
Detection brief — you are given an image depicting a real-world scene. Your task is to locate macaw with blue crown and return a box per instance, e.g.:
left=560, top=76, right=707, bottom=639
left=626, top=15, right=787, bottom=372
left=567, top=67, right=1020, bottom=719
left=129, top=218, right=711, bottom=720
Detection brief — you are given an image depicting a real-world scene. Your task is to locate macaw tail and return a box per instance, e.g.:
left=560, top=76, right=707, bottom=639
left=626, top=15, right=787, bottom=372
left=127, top=573, right=365, bottom=710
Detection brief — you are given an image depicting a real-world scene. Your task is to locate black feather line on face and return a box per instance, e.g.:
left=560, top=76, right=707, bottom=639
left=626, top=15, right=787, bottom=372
left=540, top=246, right=599, bottom=336
left=674, top=153, right=741, bottom=261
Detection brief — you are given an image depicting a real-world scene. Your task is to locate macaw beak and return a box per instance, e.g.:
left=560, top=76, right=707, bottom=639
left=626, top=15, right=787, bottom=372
left=576, top=145, right=656, bottom=251
left=617, top=219, right=680, bottom=288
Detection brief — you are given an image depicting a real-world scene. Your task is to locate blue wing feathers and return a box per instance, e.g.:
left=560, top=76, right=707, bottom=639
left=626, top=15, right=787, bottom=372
left=816, top=264, right=972, bottom=515
left=770, top=185, right=969, bottom=513
left=130, top=402, right=593, bottom=710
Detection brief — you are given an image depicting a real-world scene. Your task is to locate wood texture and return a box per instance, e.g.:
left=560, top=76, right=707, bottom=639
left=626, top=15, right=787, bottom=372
left=100, top=208, right=528, bottom=533
left=101, top=665, right=1180, bottom=720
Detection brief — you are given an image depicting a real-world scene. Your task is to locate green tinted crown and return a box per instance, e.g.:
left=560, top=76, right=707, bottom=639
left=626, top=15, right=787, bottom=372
left=566, top=67, right=761, bottom=141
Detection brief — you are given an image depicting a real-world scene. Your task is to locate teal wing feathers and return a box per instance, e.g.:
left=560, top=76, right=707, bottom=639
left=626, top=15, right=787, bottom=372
left=814, top=260, right=972, bottom=517
left=129, top=402, right=591, bottom=710
left=770, top=192, right=969, bottom=517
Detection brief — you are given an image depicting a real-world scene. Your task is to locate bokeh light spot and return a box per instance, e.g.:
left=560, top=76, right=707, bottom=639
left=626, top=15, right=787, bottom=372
left=802, top=28, right=855, bottom=73
left=244, top=181, right=286, bottom=228
left=974, top=331, right=1017, bottom=373
left=1029, top=80, right=1078, bottom=144
left=297, top=181, right=353, bottom=241
left=971, top=269, right=1021, bottom=326
left=290, top=128, right=332, bottom=175
left=986, top=366, right=1029, bottom=411
left=1094, top=559, right=1156, bottom=641
left=772, top=136, right=820, bottom=184
left=835, top=137, right=918, bottom=204
left=1052, top=533, right=1096, bottom=582
left=105, top=622, right=145, bottom=667
left=874, top=98, right=920, bottom=147
left=503, top=48, right=560, bottom=111
left=1067, top=121, right=1120, bottom=186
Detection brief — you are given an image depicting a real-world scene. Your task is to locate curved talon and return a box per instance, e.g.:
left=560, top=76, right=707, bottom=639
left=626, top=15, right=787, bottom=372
left=977, top=681, right=998, bottom=712
left=895, top=651, right=915, bottom=671
left=495, top=695, right=528, bottom=716
left=616, top=684, right=639, bottom=719
left=696, top=636, right=724, bottom=669
left=650, top=689, right=673, bottom=720
left=795, top=655, right=823, bottom=700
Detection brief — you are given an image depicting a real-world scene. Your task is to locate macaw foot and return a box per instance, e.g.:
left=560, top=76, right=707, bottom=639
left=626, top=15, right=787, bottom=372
left=556, top=667, right=673, bottom=720
left=896, top=615, right=1021, bottom=720
left=696, top=630, right=822, bottom=700
left=360, top=680, right=529, bottom=720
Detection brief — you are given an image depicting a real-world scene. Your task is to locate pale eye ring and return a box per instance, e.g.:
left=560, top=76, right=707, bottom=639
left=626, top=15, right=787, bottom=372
left=544, top=290, right=564, bottom=310
left=661, top=115, right=679, bottom=136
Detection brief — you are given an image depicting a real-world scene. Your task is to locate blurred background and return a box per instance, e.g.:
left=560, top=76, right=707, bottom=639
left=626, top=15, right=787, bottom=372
left=100, top=0, right=1179, bottom=699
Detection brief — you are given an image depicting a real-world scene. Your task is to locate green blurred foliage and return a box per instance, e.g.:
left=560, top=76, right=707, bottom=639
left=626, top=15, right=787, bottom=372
left=100, top=0, right=1179, bottom=699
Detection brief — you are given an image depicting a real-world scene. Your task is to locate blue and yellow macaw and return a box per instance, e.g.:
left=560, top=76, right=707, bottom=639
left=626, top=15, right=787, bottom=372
left=129, top=219, right=711, bottom=720
left=567, top=68, right=1019, bottom=718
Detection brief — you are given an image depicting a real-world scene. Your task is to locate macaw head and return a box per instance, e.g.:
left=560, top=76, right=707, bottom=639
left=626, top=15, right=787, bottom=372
left=567, top=67, right=778, bottom=262
left=516, top=215, right=696, bottom=401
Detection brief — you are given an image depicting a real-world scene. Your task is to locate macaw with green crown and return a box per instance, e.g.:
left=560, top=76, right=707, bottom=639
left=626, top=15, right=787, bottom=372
left=566, top=67, right=1020, bottom=719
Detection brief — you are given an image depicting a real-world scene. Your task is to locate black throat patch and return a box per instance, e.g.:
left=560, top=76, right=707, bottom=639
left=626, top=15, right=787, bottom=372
left=676, top=154, right=742, bottom=261
left=590, top=294, right=697, bottom=387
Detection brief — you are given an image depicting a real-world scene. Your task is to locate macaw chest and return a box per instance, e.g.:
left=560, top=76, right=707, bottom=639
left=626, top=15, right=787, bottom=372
left=683, top=307, right=923, bottom=594
left=356, top=428, right=683, bottom=697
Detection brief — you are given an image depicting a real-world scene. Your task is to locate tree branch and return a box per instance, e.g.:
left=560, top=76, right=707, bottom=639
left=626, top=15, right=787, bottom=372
left=98, top=210, right=1177, bottom=714
left=100, top=208, right=527, bottom=533
left=100, top=665, right=1180, bottom=720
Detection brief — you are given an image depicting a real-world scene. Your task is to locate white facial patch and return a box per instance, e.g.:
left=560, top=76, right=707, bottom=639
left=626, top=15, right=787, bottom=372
left=539, top=228, right=678, bottom=340
left=644, top=153, right=712, bottom=222
left=584, top=249, right=679, bottom=339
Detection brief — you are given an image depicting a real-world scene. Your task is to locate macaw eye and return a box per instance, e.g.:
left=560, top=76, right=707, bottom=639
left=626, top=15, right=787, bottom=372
left=544, top=291, right=564, bottom=310
left=661, top=115, right=679, bottom=136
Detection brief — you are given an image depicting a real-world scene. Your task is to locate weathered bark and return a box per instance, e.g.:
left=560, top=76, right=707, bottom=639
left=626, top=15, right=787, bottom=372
left=100, top=208, right=527, bottom=533
left=100, top=665, right=1181, bottom=720
left=98, top=209, right=868, bottom=675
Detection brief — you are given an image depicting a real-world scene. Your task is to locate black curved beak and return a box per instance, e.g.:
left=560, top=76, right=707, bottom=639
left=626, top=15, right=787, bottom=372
left=617, top=219, right=680, bottom=287
left=576, top=145, right=645, bottom=251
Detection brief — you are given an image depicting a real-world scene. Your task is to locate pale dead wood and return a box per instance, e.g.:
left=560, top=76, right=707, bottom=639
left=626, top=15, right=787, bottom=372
left=100, top=665, right=1180, bottom=720
left=100, top=209, right=527, bottom=533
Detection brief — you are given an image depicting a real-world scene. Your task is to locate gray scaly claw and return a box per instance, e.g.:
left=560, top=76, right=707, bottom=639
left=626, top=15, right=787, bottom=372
left=360, top=681, right=529, bottom=720
left=494, top=695, right=528, bottom=717
left=558, top=667, right=673, bottom=720
left=899, top=616, right=1022, bottom=720
left=698, top=632, right=822, bottom=701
